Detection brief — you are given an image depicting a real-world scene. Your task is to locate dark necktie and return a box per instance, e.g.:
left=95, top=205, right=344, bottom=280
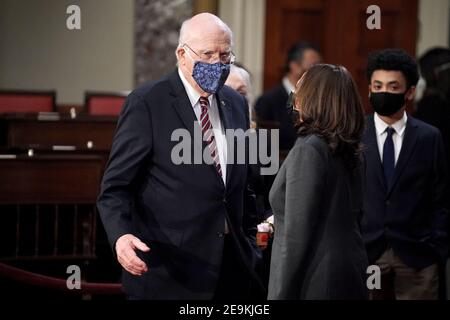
left=383, top=127, right=395, bottom=186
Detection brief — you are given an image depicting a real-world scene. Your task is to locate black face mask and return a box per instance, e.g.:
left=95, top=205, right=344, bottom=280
left=369, top=92, right=406, bottom=116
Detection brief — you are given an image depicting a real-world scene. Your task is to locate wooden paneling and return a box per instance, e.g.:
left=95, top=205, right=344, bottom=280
left=264, top=0, right=418, bottom=112
left=193, top=0, right=218, bottom=14
left=264, top=0, right=327, bottom=89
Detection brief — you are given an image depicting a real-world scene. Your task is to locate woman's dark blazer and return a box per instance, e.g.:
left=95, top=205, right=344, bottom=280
left=268, top=135, right=369, bottom=300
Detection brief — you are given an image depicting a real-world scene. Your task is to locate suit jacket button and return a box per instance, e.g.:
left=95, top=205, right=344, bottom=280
left=385, top=200, right=390, bottom=206
left=223, top=198, right=227, bottom=204
left=217, top=232, right=224, bottom=238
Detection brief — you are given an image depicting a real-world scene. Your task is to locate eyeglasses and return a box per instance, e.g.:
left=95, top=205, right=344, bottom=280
left=183, top=44, right=235, bottom=65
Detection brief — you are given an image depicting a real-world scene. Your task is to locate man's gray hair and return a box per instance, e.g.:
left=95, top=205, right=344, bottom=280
left=175, top=15, right=234, bottom=59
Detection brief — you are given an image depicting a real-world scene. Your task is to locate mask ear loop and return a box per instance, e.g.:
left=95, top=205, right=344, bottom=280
left=182, top=46, right=201, bottom=79
left=182, top=44, right=201, bottom=65
left=183, top=47, right=195, bottom=62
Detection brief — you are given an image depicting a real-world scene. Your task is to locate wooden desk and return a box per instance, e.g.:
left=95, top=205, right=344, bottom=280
left=0, top=114, right=115, bottom=266
left=0, top=154, right=105, bottom=260
left=0, top=154, right=104, bottom=204
left=0, top=112, right=117, bottom=153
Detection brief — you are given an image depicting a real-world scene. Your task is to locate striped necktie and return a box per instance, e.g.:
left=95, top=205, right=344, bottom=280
left=199, top=97, right=222, bottom=178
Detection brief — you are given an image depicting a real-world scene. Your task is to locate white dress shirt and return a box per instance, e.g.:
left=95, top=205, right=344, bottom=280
left=178, top=68, right=227, bottom=185
left=374, top=112, right=408, bottom=165
left=282, top=76, right=295, bottom=95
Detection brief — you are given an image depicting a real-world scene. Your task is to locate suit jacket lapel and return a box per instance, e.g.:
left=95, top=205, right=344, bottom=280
left=387, top=115, right=419, bottom=195
left=364, top=114, right=387, bottom=191
left=216, top=91, right=234, bottom=186
left=168, top=70, right=201, bottom=147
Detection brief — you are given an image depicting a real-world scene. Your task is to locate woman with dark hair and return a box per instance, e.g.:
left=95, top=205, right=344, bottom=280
left=268, top=64, right=368, bottom=300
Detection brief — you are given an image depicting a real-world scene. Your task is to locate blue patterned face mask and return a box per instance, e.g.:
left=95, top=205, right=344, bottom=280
left=191, top=60, right=230, bottom=94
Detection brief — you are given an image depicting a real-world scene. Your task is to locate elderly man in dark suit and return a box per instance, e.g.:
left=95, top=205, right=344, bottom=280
left=97, top=13, right=263, bottom=300
left=362, top=49, right=448, bottom=300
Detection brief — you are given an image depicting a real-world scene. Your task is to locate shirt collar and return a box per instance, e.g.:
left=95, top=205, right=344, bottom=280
left=374, top=111, right=408, bottom=137
left=282, top=76, right=295, bottom=95
left=178, top=68, right=213, bottom=107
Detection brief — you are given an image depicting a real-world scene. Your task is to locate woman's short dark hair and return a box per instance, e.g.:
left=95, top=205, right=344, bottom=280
left=294, top=64, right=365, bottom=165
left=366, top=48, right=419, bottom=88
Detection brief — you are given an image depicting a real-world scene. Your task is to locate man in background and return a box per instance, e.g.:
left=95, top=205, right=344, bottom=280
left=226, top=63, right=254, bottom=127
left=414, top=47, right=450, bottom=299
left=415, top=47, right=450, bottom=168
left=226, top=63, right=274, bottom=290
left=254, top=42, right=321, bottom=151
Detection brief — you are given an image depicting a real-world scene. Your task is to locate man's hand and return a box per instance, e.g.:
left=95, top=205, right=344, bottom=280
left=115, top=234, right=150, bottom=276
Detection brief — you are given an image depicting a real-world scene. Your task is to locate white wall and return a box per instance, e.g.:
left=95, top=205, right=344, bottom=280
left=0, top=0, right=134, bottom=105
left=219, top=0, right=266, bottom=100
left=417, top=0, right=450, bottom=56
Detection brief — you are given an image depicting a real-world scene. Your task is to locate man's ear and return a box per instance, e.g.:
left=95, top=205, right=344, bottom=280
left=176, top=47, right=186, bottom=66
left=405, top=86, right=416, bottom=101
left=290, top=61, right=301, bottom=75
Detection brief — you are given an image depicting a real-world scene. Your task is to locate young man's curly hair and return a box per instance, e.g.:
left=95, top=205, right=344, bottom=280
left=366, top=48, right=419, bottom=88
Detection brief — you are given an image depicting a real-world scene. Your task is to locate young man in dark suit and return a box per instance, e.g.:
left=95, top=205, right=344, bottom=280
left=97, top=13, right=263, bottom=300
left=362, top=48, right=448, bottom=299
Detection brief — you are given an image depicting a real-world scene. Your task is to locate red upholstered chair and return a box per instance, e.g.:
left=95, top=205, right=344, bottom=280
left=85, top=92, right=128, bottom=116
left=0, top=90, right=56, bottom=113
